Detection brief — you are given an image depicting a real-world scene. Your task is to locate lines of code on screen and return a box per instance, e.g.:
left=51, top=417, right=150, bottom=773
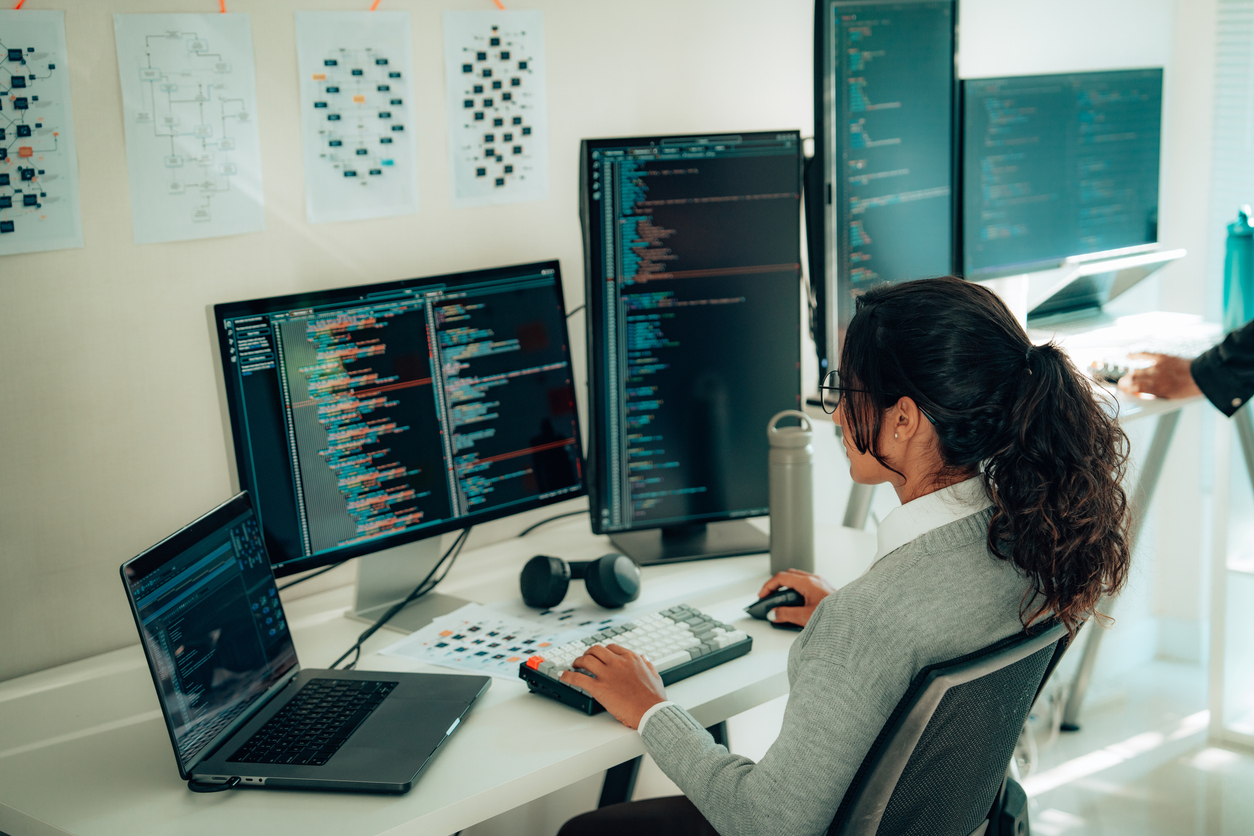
left=127, top=512, right=295, bottom=771
left=831, top=1, right=954, bottom=315
left=219, top=267, right=582, bottom=570
left=587, top=134, right=801, bottom=532
left=963, top=69, right=1163, bottom=278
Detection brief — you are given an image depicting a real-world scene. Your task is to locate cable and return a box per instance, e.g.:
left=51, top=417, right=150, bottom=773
left=517, top=509, right=587, bottom=537
left=188, top=776, right=241, bottom=793
left=329, top=528, right=473, bottom=670
left=565, top=304, right=585, bottom=319
left=332, top=527, right=470, bottom=669
left=277, top=562, right=344, bottom=591
left=330, top=529, right=467, bottom=670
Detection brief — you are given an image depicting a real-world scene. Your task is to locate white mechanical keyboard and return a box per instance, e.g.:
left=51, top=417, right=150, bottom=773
left=517, top=603, right=753, bottom=714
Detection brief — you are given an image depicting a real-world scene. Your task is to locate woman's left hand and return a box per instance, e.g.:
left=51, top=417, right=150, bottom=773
left=558, top=644, right=666, bottom=730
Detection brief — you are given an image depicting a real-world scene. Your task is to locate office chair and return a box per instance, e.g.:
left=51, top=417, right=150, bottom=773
left=828, top=619, right=1070, bottom=836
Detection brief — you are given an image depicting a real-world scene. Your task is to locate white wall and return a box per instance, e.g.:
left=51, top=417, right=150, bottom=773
left=958, top=0, right=1172, bottom=78
left=0, top=0, right=1214, bottom=685
left=0, top=0, right=817, bottom=683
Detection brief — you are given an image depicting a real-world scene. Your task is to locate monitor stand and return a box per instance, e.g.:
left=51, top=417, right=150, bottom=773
left=346, top=538, right=469, bottom=635
left=609, top=520, right=768, bottom=566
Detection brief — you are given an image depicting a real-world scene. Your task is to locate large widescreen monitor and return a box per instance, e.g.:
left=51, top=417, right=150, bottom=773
left=215, top=261, right=584, bottom=577
left=580, top=131, right=802, bottom=564
left=813, top=0, right=957, bottom=377
left=962, top=68, right=1164, bottom=281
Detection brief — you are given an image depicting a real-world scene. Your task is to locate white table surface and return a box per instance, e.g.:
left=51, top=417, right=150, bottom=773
left=1031, top=310, right=1222, bottom=424
left=0, top=516, right=876, bottom=836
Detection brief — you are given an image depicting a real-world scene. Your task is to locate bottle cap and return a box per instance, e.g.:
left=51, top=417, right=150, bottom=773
left=767, top=410, right=813, bottom=448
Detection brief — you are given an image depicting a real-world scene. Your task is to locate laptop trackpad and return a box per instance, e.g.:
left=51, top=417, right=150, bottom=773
left=350, top=698, right=468, bottom=751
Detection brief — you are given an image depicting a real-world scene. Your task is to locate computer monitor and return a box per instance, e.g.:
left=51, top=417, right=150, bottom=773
left=214, top=261, right=585, bottom=619
left=812, top=0, right=958, bottom=378
left=962, top=68, right=1163, bottom=282
left=579, top=131, right=802, bottom=564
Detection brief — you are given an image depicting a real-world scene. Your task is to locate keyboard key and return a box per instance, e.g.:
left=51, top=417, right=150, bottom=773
left=227, top=678, right=397, bottom=766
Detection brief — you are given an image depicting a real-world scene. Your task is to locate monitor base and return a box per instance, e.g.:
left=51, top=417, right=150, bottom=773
left=346, top=591, right=470, bottom=635
left=610, top=520, right=768, bottom=566
left=346, top=538, right=469, bottom=635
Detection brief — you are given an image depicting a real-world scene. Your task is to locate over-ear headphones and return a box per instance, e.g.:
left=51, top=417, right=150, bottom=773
left=520, top=553, right=642, bottom=609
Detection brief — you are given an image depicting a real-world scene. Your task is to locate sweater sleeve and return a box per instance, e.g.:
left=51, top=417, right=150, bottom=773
left=638, top=610, right=902, bottom=836
left=1192, top=320, right=1254, bottom=416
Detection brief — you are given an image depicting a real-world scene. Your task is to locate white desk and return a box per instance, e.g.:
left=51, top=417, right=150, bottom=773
left=0, top=517, right=876, bottom=836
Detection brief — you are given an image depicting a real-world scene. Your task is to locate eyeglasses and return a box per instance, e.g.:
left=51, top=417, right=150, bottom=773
left=817, top=369, right=865, bottom=415
left=817, top=369, right=939, bottom=424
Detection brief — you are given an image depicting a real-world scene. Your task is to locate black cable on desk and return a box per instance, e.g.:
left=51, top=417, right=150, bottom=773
left=517, top=509, right=588, bottom=537
left=187, top=776, right=241, bottom=793
left=277, top=562, right=344, bottom=592
left=565, top=304, right=585, bottom=320
left=330, top=528, right=473, bottom=671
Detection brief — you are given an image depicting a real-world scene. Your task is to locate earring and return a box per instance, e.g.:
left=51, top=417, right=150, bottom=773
left=894, top=433, right=899, bottom=439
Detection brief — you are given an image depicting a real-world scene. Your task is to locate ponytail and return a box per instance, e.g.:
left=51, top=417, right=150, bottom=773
left=983, top=343, right=1131, bottom=637
left=840, top=277, right=1131, bottom=638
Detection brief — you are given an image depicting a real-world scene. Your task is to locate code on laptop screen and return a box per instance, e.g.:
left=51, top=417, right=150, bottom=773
left=123, top=500, right=297, bottom=773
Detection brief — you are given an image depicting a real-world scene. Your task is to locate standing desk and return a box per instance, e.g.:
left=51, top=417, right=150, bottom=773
left=0, top=517, right=876, bottom=836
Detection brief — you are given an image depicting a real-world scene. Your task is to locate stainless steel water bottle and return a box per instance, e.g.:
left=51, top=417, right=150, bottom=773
left=767, top=410, right=815, bottom=574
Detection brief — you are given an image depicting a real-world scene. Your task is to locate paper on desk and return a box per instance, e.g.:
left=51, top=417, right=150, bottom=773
left=486, top=598, right=630, bottom=629
left=379, top=603, right=622, bottom=680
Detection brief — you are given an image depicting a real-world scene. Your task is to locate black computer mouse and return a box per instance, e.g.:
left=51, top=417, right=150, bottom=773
left=744, top=587, right=805, bottom=622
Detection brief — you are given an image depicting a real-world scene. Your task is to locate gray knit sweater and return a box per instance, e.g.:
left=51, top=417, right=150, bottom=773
left=639, top=508, right=1034, bottom=836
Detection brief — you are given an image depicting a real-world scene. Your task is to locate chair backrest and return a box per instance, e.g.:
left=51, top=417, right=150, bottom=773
left=829, top=620, right=1070, bottom=836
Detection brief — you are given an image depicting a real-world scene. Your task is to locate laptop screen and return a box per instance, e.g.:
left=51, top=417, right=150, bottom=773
left=122, top=494, right=298, bottom=775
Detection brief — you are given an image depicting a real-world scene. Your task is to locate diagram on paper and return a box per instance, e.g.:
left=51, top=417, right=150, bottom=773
left=295, top=11, right=419, bottom=225
left=443, top=10, right=549, bottom=208
left=113, top=14, right=264, bottom=245
left=381, top=603, right=620, bottom=680
left=0, top=10, right=83, bottom=257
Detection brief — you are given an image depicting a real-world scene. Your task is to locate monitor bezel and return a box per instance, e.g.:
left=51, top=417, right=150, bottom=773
left=579, top=129, right=804, bottom=537
left=213, top=260, right=587, bottom=577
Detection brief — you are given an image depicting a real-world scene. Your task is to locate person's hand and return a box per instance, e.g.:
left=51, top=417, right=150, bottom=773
left=558, top=644, right=666, bottom=730
left=1118, top=353, right=1203, bottom=400
left=757, top=568, right=836, bottom=628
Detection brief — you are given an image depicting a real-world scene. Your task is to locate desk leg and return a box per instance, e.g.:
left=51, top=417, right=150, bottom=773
left=1061, top=410, right=1180, bottom=731
left=596, top=723, right=730, bottom=808
left=843, top=484, right=875, bottom=530
left=837, top=425, right=877, bottom=530
left=1235, top=405, right=1254, bottom=495
left=598, top=757, right=641, bottom=808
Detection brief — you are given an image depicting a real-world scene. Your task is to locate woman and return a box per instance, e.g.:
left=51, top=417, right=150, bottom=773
left=558, top=277, right=1131, bottom=836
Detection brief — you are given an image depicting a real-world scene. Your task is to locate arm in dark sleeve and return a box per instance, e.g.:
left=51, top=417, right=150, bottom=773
left=1191, top=320, right=1254, bottom=416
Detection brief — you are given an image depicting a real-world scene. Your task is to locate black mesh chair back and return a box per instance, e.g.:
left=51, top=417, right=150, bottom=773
left=828, top=619, right=1069, bottom=836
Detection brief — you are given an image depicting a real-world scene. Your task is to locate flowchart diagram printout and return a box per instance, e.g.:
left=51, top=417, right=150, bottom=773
left=296, top=11, right=419, bottom=224
left=0, top=10, right=84, bottom=256
left=113, top=13, right=264, bottom=245
left=443, top=10, right=548, bottom=208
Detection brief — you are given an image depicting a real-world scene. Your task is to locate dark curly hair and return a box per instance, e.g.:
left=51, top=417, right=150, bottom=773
left=839, top=276, right=1131, bottom=637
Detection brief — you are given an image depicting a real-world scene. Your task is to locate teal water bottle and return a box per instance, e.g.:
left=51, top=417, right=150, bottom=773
left=1224, top=206, right=1254, bottom=331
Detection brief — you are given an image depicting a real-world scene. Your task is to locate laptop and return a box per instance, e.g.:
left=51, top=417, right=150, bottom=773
left=121, top=492, right=490, bottom=793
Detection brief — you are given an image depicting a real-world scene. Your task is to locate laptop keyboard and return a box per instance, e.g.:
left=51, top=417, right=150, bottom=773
left=228, top=678, right=397, bottom=766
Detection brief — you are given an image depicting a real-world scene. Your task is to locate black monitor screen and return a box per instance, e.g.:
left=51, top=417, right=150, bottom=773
left=215, top=262, right=584, bottom=575
left=581, top=131, right=802, bottom=534
left=824, top=0, right=956, bottom=334
left=962, top=68, right=1163, bottom=279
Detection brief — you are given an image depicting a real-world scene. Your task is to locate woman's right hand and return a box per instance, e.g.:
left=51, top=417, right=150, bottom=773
left=758, top=569, right=836, bottom=628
